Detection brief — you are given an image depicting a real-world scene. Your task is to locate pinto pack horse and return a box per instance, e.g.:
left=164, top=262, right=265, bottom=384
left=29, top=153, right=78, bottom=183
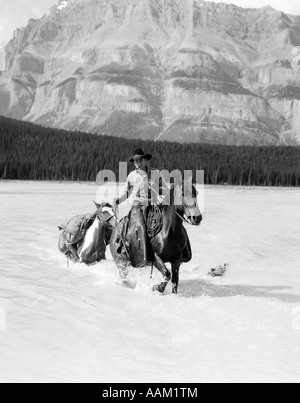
left=78, top=202, right=116, bottom=264
left=110, top=182, right=202, bottom=293
left=58, top=202, right=116, bottom=266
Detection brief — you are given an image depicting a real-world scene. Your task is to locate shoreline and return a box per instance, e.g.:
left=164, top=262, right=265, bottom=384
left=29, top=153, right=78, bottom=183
left=1, top=179, right=300, bottom=191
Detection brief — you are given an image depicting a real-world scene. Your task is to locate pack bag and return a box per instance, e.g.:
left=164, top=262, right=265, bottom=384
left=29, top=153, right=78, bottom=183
left=58, top=214, right=96, bottom=246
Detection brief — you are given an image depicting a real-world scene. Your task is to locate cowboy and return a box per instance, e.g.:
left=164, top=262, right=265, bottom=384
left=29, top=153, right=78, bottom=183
left=113, top=149, right=169, bottom=267
left=114, top=149, right=167, bottom=207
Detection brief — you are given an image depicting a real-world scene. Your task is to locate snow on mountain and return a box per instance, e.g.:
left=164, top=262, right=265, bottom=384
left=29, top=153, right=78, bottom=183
left=57, top=1, right=70, bottom=11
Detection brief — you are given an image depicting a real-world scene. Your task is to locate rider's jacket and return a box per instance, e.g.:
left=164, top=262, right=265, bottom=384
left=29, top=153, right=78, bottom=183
left=118, top=167, right=169, bottom=207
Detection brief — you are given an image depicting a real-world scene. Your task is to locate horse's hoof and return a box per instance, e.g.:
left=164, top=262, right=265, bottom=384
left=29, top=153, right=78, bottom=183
left=153, top=282, right=168, bottom=294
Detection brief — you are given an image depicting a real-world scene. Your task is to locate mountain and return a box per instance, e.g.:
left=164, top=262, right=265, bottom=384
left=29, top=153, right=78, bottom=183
left=1, top=0, right=300, bottom=145
left=0, top=47, right=6, bottom=71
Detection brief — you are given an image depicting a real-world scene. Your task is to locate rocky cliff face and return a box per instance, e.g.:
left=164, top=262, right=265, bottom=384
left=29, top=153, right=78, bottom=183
left=0, top=48, right=5, bottom=71
left=1, top=0, right=300, bottom=145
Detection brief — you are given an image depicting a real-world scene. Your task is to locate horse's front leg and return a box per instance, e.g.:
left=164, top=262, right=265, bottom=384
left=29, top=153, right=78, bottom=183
left=171, top=259, right=182, bottom=294
left=152, top=253, right=171, bottom=293
left=110, top=224, right=131, bottom=282
left=113, top=254, right=130, bottom=280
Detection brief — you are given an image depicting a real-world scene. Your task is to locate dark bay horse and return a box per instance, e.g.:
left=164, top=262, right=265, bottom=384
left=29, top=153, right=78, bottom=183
left=150, top=183, right=202, bottom=293
left=110, top=183, right=202, bottom=293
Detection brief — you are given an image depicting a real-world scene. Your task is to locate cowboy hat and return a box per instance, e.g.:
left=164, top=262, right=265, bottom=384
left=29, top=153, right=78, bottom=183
left=129, top=148, right=152, bottom=163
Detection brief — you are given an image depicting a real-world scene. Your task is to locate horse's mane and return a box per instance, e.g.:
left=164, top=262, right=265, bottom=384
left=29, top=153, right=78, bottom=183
left=169, top=181, right=196, bottom=203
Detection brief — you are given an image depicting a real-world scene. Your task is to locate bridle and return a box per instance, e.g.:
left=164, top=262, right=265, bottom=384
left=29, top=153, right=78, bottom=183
left=170, top=185, right=199, bottom=226
left=96, top=207, right=116, bottom=228
left=150, top=184, right=198, bottom=226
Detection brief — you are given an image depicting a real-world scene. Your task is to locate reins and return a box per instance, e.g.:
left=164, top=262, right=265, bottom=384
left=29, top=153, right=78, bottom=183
left=169, top=205, right=192, bottom=225
left=149, top=185, right=194, bottom=227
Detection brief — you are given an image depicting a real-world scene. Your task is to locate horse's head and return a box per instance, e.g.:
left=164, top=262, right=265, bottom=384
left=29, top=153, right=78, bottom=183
left=93, top=201, right=117, bottom=227
left=174, top=182, right=202, bottom=226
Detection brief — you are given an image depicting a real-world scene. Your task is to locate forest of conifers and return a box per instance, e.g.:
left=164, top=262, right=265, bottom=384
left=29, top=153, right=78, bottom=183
left=1, top=115, right=300, bottom=186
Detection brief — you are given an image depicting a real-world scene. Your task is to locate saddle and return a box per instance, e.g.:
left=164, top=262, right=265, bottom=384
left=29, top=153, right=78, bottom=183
left=59, top=214, right=96, bottom=245
left=58, top=214, right=96, bottom=262
left=114, top=204, right=191, bottom=267
left=114, top=205, right=163, bottom=268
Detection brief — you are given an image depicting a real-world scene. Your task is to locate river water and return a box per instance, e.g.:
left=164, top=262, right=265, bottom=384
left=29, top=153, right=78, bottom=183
left=0, top=181, right=299, bottom=383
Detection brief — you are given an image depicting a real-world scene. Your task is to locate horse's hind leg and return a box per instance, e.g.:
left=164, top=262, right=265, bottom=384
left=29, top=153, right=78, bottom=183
left=153, top=253, right=171, bottom=293
left=171, top=260, right=181, bottom=294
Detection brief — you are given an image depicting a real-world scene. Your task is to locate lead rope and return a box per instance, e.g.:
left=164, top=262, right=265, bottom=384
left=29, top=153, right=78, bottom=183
left=150, top=263, right=154, bottom=280
left=146, top=205, right=163, bottom=238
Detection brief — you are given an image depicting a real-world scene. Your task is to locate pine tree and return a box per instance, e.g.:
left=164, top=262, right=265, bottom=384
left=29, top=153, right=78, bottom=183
left=1, top=115, right=300, bottom=186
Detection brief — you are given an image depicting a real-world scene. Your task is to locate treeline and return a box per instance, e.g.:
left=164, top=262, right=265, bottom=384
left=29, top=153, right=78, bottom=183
left=1, top=116, right=300, bottom=186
